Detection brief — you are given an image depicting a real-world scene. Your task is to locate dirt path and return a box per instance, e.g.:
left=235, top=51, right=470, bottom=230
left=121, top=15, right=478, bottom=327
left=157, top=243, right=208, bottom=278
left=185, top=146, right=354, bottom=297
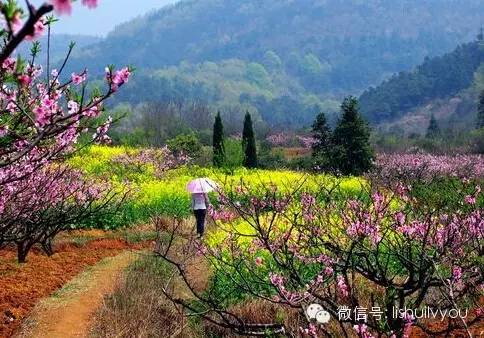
left=14, top=250, right=140, bottom=338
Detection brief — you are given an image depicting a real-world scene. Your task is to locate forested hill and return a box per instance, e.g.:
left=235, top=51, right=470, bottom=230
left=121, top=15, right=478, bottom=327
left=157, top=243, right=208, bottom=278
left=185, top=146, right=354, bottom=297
left=59, top=0, right=483, bottom=128
left=17, top=35, right=101, bottom=66
left=359, top=40, right=484, bottom=124
left=68, top=0, right=482, bottom=71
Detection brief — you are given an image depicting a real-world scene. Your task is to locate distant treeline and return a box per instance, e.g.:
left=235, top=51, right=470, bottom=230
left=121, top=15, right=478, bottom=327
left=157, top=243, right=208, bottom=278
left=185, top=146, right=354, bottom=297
left=360, top=41, right=484, bottom=123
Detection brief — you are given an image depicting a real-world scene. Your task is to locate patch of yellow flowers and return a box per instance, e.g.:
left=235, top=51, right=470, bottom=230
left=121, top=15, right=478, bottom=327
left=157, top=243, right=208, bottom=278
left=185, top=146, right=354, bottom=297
left=70, top=145, right=364, bottom=221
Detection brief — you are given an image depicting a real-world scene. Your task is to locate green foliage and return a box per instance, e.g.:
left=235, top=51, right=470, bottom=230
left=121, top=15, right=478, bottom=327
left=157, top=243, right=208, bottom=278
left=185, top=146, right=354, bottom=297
left=206, top=252, right=276, bottom=306
left=469, top=128, right=484, bottom=153
left=331, top=97, right=374, bottom=175
left=426, top=114, right=441, bottom=138
left=311, top=112, right=332, bottom=169
left=360, top=41, right=484, bottom=123
left=167, top=132, right=202, bottom=158
left=242, top=112, right=258, bottom=168
left=262, top=50, right=282, bottom=72
left=111, top=102, right=200, bottom=147
left=288, top=155, right=315, bottom=172
left=301, top=53, right=324, bottom=74
left=474, top=64, right=484, bottom=91
left=223, top=138, right=244, bottom=171
left=246, top=62, right=272, bottom=89
left=411, top=178, right=484, bottom=212
left=258, top=142, right=286, bottom=170
left=212, top=112, right=225, bottom=167
left=59, top=0, right=484, bottom=129
left=373, top=128, right=484, bottom=154
left=478, top=89, right=484, bottom=129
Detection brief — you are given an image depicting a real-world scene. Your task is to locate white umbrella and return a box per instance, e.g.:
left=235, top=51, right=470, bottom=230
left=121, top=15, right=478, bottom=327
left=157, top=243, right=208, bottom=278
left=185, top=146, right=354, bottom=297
left=186, top=178, right=218, bottom=193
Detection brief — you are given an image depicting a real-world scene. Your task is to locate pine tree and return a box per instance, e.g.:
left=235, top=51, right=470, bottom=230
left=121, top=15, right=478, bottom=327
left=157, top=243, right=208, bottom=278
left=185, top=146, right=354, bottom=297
left=477, top=90, right=484, bottom=129
left=242, top=112, right=258, bottom=168
left=311, top=112, right=332, bottom=170
left=312, top=112, right=332, bottom=153
left=212, top=112, right=225, bottom=167
left=426, top=113, right=441, bottom=138
left=331, top=96, right=374, bottom=175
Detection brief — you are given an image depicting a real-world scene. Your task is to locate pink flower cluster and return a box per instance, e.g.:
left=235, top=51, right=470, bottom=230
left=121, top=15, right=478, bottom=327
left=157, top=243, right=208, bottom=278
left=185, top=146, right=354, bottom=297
left=266, top=132, right=295, bottom=147
left=51, top=0, right=98, bottom=16
left=402, top=314, right=414, bottom=338
left=0, top=125, right=8, bottom=137
left=353, top=324, right=375, bottom=338
left=336, top=275, right=349, bottom=297
left=208, top=205, right=237, bottom=223
left=269, top=273, right=310, bottom=305
left=208, top=171, right=482, bottom=336
left=93, top=116, right=113, bottom=144
left=452, top=266, right=463, bottom=282
left=344, top=196, right=383, bottom=245
left=0, top=165, right=104, bottom=232
left=297, top=135, right=317, bottom=149
left=301, top=193, right=317, bottom=221
left=71, top=72, right=87, bottom=85
left=105, top=67, right=131, bottom=92
left=2, top=10, right=44, bottom=39
left=299, top=323, right=318, bottom=337
left=375, top=153, right=484, bottom=181
left=0, top=58, right=130, bottom=184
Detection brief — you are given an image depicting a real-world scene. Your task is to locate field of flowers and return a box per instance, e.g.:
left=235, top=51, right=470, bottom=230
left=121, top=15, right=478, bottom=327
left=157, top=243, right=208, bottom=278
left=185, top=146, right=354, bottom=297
left=172, top=153, right=483, bottom=337
left=66, top=146, right=484, bottom=337
left=69, top=145, right=364, bottom=228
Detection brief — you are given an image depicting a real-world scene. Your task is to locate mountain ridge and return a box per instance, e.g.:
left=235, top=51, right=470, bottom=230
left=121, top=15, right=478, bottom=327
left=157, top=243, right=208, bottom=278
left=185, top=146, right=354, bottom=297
left=49, top=0, right=484, bottom=129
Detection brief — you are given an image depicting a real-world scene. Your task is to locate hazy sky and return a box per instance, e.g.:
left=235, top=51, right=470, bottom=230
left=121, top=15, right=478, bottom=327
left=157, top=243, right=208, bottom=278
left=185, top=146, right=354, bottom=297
left=28, top=0, right=179, bottom=36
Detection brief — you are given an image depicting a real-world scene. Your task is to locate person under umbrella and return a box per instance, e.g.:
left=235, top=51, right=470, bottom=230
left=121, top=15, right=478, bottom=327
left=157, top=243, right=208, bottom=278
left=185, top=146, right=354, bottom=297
left=187, top=178, right=217, bottom=237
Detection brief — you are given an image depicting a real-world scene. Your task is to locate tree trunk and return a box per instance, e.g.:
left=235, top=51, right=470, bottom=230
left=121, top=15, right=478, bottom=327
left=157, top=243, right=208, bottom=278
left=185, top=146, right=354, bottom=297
left=41, top=237, right=54, bottom=256
left=16, top=241, right=30, bottom=263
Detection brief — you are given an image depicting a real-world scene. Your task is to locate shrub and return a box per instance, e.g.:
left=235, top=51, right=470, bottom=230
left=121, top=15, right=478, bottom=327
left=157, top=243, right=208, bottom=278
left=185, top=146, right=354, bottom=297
left=167, top=132, right=202, bottom=158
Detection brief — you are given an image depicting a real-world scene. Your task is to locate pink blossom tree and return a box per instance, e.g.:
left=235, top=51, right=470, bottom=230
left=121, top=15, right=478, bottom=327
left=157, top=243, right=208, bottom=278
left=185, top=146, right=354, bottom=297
left=0, top=165, right=124, bottom=262
left=0, top=0, right=131, bottom=184
left=0, top=1, right=131, bottom=261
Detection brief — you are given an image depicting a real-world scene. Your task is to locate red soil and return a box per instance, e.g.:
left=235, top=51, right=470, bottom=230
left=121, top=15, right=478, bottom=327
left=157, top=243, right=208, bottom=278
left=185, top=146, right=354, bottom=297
left=0, top=238, right=149, bottom=338
left=410, top=317, right=484, bottom=337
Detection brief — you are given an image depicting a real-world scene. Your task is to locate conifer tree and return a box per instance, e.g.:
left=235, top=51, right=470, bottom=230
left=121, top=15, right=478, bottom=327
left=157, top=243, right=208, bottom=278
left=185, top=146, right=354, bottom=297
left=311, top=112, right=332, bottom=170
left=426, top=113, right=441, bottom=138
left=242, top=112, right=258, bottom=168
left=477, top=90, right=484, bottom=129
left=331, top=96, right=374, bottom=175
left=213, top=112, right=225, bottom=167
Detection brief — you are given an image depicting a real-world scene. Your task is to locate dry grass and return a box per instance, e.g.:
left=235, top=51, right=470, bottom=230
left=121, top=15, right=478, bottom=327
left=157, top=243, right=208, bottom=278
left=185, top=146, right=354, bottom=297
left=88, top=254, right=201, bottom=338
left=153, top=216, right=212, bottom=295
